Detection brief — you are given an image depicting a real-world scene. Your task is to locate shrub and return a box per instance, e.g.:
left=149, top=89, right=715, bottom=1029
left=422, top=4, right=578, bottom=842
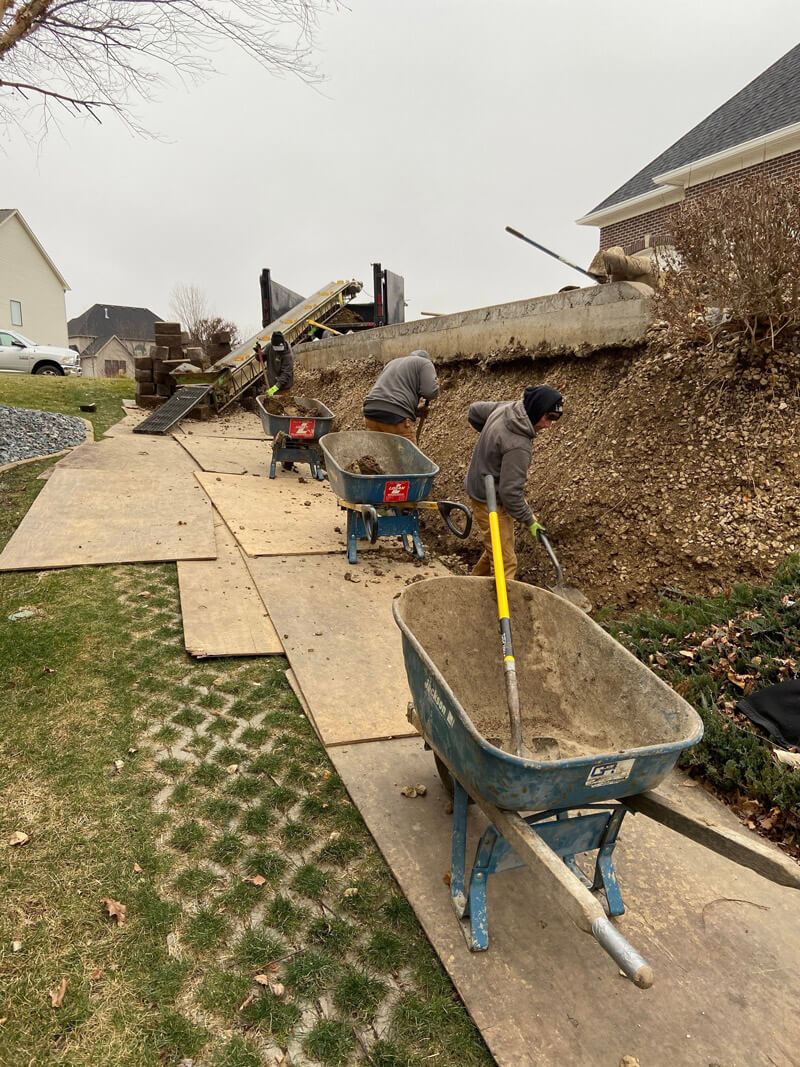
left=654, top=175, right=800, bottom=354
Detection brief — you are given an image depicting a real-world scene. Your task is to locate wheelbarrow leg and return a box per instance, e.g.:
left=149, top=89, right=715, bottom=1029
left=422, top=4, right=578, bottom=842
left=450, top=779, right=469, bottom=919
left=466, top=823, right=501, bottom=951
left=345, top=509, right=359, bottom=565
left=591, top=806, right=626, bottom=917
left=269, top=452, right=278, bottom=479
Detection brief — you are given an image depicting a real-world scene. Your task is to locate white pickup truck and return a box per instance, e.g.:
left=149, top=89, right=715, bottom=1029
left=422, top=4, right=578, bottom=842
left=0, top=328, right=82, bottom=376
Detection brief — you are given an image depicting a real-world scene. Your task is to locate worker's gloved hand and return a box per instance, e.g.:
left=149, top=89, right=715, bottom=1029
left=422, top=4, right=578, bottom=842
left=528, top=520, right=548, bottom=542
left=266, top=385, right=278, bottom=396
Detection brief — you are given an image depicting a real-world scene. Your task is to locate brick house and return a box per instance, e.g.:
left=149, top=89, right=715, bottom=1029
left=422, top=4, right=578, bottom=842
left=68, top=303, right=163, bottom=378
left=577, top=43, right=800, bottom=253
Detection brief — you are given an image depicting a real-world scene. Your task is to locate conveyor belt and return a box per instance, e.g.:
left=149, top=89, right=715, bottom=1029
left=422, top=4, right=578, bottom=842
left=211, top=279, right=362, bottom=412
left=133, top=385, right=213, bottom=436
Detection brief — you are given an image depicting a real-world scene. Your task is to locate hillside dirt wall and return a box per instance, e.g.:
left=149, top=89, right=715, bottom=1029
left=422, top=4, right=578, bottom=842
left=296, top=340, right=800, bottom=611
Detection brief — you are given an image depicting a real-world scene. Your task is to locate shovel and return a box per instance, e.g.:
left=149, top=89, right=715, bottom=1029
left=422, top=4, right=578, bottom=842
left=484, top=475, right=560, bottom=760
left=538, top=532, right=592, bottom=613
left=415, top=399, right=430, bottom=444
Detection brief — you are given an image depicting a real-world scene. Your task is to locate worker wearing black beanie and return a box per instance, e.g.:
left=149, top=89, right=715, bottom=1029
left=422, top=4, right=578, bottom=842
left=464, top=385, right=563, bottom=580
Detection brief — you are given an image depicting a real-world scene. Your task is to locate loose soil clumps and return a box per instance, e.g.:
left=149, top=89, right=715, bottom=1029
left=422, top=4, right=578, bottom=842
left=345, top=455, right=385, bottom=475
left=263, top=395, right=318, bottom=417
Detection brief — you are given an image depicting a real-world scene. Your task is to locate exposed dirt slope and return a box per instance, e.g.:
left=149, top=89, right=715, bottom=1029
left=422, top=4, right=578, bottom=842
left=297, top=340, right=800, bottom=610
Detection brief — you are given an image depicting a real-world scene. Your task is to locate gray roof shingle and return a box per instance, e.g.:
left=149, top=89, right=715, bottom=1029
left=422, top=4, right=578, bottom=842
left=588, top=43, right=800, bottom=214
left=68, top=304, right=163, bottom=341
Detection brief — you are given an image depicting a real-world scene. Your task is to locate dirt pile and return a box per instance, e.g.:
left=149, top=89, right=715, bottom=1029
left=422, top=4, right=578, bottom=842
left=263, top=395, right=318, bottom=417
left=297, top=337, right=800, bottom=611
left=345, top=455, right=385, bottom=475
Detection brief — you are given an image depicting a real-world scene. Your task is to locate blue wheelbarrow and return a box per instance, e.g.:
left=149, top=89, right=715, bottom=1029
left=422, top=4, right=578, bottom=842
left=255, top=395, right=335, bottom=480
left=394, top=576, right=800, bottom=988
left=319, top=430, right=472, bottom=564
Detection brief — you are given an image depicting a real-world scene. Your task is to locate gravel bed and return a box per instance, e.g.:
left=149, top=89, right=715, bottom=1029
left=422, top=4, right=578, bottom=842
left=0, top=404, right=87, bottom=466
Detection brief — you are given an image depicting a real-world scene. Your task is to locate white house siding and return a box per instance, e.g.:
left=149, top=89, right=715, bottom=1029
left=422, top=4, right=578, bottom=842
left=80, top=337, right=137, bottom=378
left=0, top=215, right=68, bottom=345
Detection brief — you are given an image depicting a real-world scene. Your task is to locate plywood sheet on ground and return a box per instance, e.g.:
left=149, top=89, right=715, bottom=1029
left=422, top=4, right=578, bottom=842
left=177, top=518, right=282, bottom=657
left=245, top=553, right=446, bottom=745
left=175, top=435, right=271, bottom=476
left=285, top=669, right=321, bottom=743
left=0, top=468, right=215, bottom=571
left=103, top=411, right=148, bottom=436
left=196, top=472, right=355, bottom=556
left=53, top=433, right=197, bottom=476
left=331, top=738, right=800, bottom=1066
left=176, top=411, right=265, bottom=439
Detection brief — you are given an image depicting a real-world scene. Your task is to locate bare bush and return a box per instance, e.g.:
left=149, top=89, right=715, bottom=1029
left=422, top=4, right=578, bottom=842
left=170, top=283, right=210, bottom=342
left=654, top=175, right=800, bottom=355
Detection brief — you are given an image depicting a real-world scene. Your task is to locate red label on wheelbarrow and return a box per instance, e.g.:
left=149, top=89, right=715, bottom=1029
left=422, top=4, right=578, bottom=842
left=383, top=480, right=410, bottom=503
left=585, top=758, right=634, bottom=787
left=288, top=418, right=315, bottom=439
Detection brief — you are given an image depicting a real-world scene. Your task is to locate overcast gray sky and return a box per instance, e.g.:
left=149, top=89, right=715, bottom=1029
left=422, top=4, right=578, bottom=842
left=5, top=0, right=800, bottom=333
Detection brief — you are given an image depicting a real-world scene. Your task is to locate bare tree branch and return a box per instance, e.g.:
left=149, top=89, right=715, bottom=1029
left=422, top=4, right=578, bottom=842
left=0, top=0, right=337, bottom=132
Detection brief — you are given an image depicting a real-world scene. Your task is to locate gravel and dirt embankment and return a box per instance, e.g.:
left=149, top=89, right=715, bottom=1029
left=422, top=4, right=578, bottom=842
left=296, top=336, right=800, bottom=611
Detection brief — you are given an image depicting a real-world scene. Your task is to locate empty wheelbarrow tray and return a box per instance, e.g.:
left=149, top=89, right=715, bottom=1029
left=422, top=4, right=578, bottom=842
left=319, top=430, right=472, bottom=563
left=394, top=576, right=800, bottom=988
left=255, top=395, right=334, bottom=480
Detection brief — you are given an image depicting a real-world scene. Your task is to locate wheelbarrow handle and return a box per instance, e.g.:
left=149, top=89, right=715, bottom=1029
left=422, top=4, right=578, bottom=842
left=437, top=500, right=473, bottom=539
left=361, top=505, right=379, bottom=545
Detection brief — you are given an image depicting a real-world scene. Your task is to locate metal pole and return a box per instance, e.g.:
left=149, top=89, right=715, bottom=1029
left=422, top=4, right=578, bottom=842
left=505, top=226, right=604, bottom=282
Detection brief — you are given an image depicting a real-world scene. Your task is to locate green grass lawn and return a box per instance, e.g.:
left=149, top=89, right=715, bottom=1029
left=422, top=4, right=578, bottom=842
left=0, top=375, right=135, bottom=438
left=0, top=394, right=492, bottom=1065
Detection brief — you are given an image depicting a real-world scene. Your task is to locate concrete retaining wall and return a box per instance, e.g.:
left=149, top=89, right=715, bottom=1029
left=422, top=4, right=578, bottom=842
left=296, top=281, right=652, bottom=370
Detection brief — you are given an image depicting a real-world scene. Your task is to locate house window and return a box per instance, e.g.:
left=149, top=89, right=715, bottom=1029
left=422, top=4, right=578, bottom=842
left=10, top=300, right=22, bottom=326
left=104, top=359, right=127, bottom=377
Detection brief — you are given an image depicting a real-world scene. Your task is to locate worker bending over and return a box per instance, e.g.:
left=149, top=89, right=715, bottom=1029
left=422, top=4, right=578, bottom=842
left=363, top=349, right=439, bottom=442
left=263, top=331, right=294, bottom=396
left=464, top=385, right=563, bottom=581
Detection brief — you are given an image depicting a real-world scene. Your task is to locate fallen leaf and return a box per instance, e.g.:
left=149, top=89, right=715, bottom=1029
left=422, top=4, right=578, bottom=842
left=11, top=941, right=22, bottom=953
left=342, top=887, right=358, bottom=898
left=270, top=982, right=285, bottom=997
left=244, top=875, right=266, bottom=887
left=113, top=759, right=125, bottom=773
left=50, top=978, right=67, bottom=1008
left=225, top=764, right=239, bottom=775
left=415, top=784, right=427, bottom=796
left=137, top=591, right=151, bottom=598
left=43, top=667, right=55, bottom=675
left=401, top=785, right=426, bottom=798
left=681, top=779, right=698, bottom=788
left=9, top=831, right=30, bottom=847
left=212, top=676, right=224, bottom=687
left=0, top=1017, right=6, bottom=1025
left=254, top=974, right=271, bottom=986
left=238, top=993, right=256, bottom=1011
left=443, top=871, right=452, bottom=886
left=133, top=862, right=144, bottom=873
left=100, top=897, right=126, bottom=926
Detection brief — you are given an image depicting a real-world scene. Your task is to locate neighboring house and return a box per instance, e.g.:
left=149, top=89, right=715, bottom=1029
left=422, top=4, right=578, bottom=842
left=0, top=209, right=70, bottom=346
left=68, top=303, right=163, bottom=378
left=577, top=44, right=800, bottom=253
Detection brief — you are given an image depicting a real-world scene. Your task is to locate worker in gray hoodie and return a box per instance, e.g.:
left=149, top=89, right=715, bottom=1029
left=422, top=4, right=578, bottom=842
left=464, top=385, right=563, bottom=580
left=363, top=349, right=439, bottom=442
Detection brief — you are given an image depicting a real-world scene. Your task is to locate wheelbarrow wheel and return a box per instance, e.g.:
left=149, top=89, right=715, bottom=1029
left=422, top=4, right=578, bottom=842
left=433, top=753, right=474, bottom=805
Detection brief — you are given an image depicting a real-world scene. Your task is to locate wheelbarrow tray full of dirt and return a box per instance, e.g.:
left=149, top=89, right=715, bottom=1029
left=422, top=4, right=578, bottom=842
left=320, top=430, right=438, bottom=504
left=320, top=432, right=472, bottom=563
left=393, top=576, right=800, bottom=988
left=255, top=395, right=334, bottom=441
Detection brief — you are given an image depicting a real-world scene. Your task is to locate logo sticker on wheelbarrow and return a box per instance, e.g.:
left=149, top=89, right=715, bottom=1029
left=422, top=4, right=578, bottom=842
left=383, top=480, right=410, bottom=503
left=288, top=418, right=315, bottom=439
left=585, top=758, right=634, bottom=787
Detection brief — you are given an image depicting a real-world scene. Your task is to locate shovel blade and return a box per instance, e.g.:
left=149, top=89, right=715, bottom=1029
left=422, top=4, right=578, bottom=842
left=549, top=582, right=592, bottom=614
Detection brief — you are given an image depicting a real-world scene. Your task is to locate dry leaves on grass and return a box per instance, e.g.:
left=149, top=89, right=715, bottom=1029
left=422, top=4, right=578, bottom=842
left=100, top=898, right=126, bottom=926
left=243, top=875, right=266, bottom=887
left=50, top=978, right=67, bottom=1008
left=9, top=831, right=30, bottom=846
